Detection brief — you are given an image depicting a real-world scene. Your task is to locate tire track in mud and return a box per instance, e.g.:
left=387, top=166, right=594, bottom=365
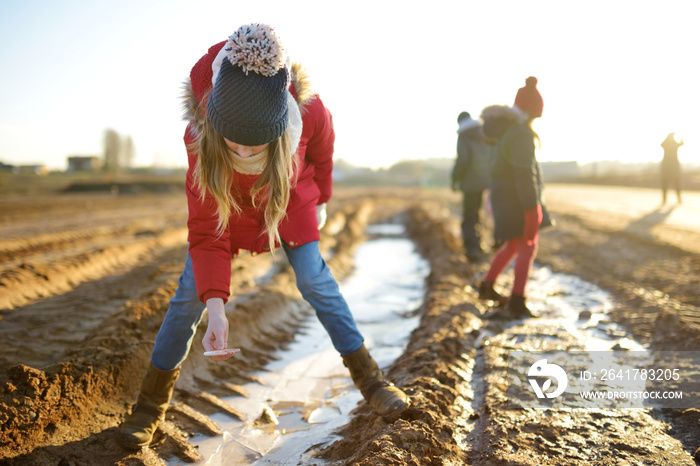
left=535, top=211, right=700, bottom=346
left=0, top=193, right=186, bottom=247
left=0, top=211, right=186, bottom=263
left=0, top=244, right=189, bottom=372
left=0, top=226, right=189, bottom=310
left=466, top=205, right=699, bottom=464
left=0, top=196, right=378, bottom=464
left=471, top=344, right=695, bottom=465
left=136, top=199, right=376, bottom=464
left=467, top=319, right=695, bottom=465
left=320, top=197, right=700, bottom=465
left=318, top=202, right=482, bottom=464
left=0, top=243, right=192, bottom=463
left=2, top=190, right=700, bottom=465
left=0, top=193, right=189, bottom=310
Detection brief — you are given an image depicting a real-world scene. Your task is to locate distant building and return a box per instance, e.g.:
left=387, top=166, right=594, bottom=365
left=16, top=164, right=49, bottom=175
left=67, top=156, right=102, bottom=172
left=540, top=161, right=580, bottom=181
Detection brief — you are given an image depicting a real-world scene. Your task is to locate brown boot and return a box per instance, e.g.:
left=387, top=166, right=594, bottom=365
left=116, top=363, right=180, bottom=450
left=484, top=306, right=515, bottom=320
left=341, top=344, right=410, bottom=423
left=477, top=280, right=508, bottom=307
left=506, top=293, right=536, bottom=318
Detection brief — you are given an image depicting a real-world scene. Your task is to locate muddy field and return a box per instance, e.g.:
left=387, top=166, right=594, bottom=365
left=1, top=186, right=699, bottom=465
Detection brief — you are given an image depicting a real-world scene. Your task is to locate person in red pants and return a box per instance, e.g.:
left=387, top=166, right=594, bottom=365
left=476, top=104, right=546, bottom=319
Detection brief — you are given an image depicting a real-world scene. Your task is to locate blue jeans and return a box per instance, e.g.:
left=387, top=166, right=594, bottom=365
left=151, top=241, right=364, bottom=370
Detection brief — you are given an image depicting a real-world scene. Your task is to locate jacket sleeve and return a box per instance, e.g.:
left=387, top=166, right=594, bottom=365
left=302, top=95, right=335, bottom=204
left=451, top=133, right=471, bottom=187
left=184, top=128, right=232, bottom=303
left=507, top=126, right=540, bottom=211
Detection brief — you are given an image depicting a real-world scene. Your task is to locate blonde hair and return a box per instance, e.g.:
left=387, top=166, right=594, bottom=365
left=189, top=97, right=297, bottom=253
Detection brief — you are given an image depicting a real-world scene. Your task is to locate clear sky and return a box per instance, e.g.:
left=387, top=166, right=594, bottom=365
left=1, top=0, right=698, bottom=170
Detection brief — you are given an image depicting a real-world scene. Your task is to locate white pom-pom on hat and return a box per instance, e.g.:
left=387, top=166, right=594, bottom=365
left=225, top=23, right=286, bottom=77
left=206, top=23, right=293, bottom=146
left=210, top=24, right=289, bottom=87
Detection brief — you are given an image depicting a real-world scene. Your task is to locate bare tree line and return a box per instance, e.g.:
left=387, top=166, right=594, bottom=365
left=103, top=128, right=135, bottom=173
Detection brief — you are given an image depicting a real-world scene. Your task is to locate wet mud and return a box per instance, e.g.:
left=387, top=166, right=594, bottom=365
left=1, top=187, right=699, bottom=465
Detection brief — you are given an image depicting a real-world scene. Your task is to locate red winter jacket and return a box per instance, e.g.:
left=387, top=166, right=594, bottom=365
left=182, top=41, right=335, bottom=303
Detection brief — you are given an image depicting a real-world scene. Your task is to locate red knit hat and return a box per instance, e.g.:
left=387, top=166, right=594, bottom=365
left=514, top=76, right=543, bottom=119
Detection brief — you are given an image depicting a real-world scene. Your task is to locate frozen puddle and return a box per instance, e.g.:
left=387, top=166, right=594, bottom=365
left=481, top=265, right=647, bottom=352
left=525, top=266, right=646, bottom=352
left=176, top=224, right=429, bottom=465
left=487, top=267, right=700, bottom=411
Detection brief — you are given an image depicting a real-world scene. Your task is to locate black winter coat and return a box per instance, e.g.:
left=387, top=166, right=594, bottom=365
left=452, top=126, right=493, bottom=192
left=490, top=122, right=543, bottom=242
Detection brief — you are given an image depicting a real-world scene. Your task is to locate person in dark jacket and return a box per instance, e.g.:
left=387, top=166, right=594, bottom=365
left=660, top=132, right=684, bottom=204
left=451, top=111, right=493, bottom=262
left=476, top=105, right=546, bottom=319
left=116, top=23, right=410, bottom=451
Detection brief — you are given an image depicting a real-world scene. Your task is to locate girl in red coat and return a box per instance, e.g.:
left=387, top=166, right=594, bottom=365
left=117, top=23, right=409, bottom=450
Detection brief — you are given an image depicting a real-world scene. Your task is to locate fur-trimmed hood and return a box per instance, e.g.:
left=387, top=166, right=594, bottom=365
left=479, top=104, right=525, bottom=123
left=480, top=105, right=528, bottom=141
left=181, top=55, right=316, bottom=141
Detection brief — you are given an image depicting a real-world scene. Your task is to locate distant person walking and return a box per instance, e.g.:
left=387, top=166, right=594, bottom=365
left=514, top=76, right=543, bottom=120
left=477, top=105, right=548, bottom=319
left=116, top=23, right=410, bottom=451
left=451, top=111, right=493, bottom=262
left=660, top=132, right=684, bottom=204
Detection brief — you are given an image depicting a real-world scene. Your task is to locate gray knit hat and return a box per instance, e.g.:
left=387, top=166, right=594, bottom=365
left=207, top=24, right=290, bottom=146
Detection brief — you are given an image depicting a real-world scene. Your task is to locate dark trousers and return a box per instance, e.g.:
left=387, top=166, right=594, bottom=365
left=661, top=172, right=681, bottom=204
left=461, top=190, right=485, bottom=256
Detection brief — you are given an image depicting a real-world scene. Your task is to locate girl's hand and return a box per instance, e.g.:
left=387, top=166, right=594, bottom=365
left=316, top=204, right=327, bottom=230
left=202, top=298, right=234, bottom=361
left=522, top=205, right=543, bottom=244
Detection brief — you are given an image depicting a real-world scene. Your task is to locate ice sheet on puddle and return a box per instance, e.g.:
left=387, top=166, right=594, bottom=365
left=175, top=231, right=429, bottom=466
left=308, top=406, right=341, bottom=424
